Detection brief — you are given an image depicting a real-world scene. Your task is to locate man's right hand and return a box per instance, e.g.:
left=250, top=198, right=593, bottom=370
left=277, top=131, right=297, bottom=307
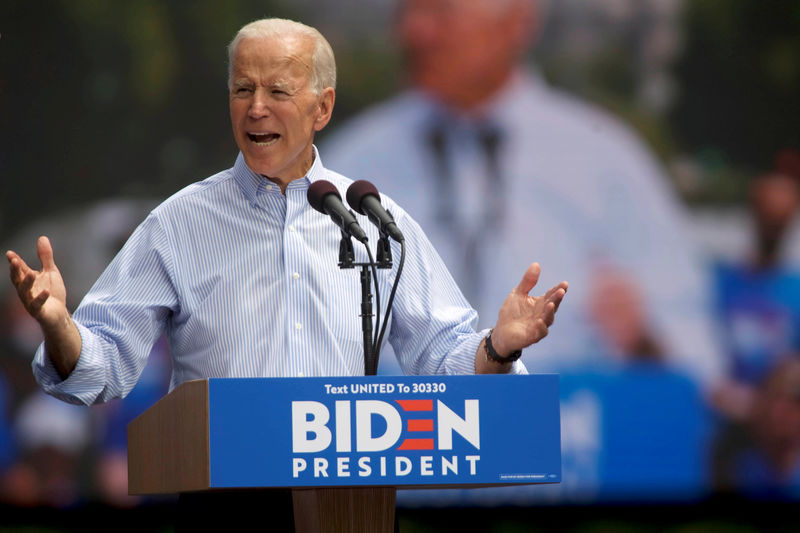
left=7, top=236, right=81, bottom=379
left=7, top=236, right=68, bottom=328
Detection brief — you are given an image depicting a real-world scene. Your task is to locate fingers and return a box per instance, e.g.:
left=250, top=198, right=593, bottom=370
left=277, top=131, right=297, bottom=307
left=533, top=297, right=558, bottom=342
left=501, top=265, right=566, bottom=348
left=8, top=244, right=55, bottom=315
left=28, top=289, right=51, bottom=313
left=7, top=252, right=33, bottom=287
left=521, top=301, right=556, bottom=345
left=544, top=281, right=568, bottom=312
left=37, top=236, right=56, bottom=271
left=543, top=281, right=565, bottom=301
left=9, top=265, right=50, bottom=316
left=551, top=287, right=567, bottom=312
left=531, top=317, right=549, bottom=341
left=543, top=301, right=556, bottom=327
left=17, top=269, right=36, bottom=296
left=514, top=262, right=541, bottom=295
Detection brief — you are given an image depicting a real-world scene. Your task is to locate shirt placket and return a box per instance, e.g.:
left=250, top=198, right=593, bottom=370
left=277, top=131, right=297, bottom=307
left=284, top=184, right=310, bottom=377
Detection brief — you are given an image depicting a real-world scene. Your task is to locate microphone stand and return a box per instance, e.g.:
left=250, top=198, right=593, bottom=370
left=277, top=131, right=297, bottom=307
left=369, top=233, right=393, bottom=371
left=338, top=229, right=355, bottom=269
left=375, top=235, right=392, bottom=269
left=337, top=230, right=379, bottom=376
left=359, top=266, right=375, bottom=375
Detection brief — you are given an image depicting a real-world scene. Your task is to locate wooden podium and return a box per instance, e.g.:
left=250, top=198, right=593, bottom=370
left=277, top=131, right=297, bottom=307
left=128, top=375, right=561, bottom=532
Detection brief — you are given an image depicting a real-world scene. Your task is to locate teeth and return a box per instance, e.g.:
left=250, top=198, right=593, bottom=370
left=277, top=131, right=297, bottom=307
left=248, top=132, right=279, bottom=146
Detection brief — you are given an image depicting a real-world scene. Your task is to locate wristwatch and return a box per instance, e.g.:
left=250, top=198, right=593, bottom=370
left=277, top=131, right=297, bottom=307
left=484, top=328, right=522, bottom=363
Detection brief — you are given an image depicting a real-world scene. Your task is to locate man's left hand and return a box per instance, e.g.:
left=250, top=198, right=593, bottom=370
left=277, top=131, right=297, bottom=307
left=490, top=262, right=568, bottom=358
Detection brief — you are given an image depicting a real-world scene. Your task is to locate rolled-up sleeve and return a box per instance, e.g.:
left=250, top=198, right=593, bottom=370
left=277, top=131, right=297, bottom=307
left=32, top=215, right=179, bottom=405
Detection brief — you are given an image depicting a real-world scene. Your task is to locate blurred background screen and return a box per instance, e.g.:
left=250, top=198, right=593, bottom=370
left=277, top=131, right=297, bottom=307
left=1, top=0, right=800, bottom=531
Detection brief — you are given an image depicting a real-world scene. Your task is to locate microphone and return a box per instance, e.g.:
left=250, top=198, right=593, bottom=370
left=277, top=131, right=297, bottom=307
left=346, top=180, right=405, bottom=242
left=307, top=180, right=368, bottom=243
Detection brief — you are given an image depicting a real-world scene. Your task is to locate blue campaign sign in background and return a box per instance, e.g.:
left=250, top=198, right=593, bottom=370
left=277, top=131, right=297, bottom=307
left=394, top=363, right=714, bottom=507
left=558, top=365, right=711, bottom=501
left=207, top=374, right=561, bottom=488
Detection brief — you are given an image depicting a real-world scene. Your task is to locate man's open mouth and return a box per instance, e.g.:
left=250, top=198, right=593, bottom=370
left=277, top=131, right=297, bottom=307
left=247, top=132, right=280, bottom=145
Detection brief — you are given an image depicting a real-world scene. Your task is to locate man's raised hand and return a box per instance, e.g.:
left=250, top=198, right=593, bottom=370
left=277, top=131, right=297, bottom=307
left=490, top=262, right=568, bottom=358
left=7, top=236, right=80, bottom=379
left=7, top=236, right=69, bottom=328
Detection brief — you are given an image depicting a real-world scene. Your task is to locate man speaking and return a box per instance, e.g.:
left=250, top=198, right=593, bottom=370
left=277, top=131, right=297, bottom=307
left=6, top=17, right=567, bottom=528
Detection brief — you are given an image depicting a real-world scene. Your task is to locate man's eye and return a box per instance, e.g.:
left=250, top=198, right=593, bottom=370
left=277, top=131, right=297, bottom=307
left=236, top=87, right=253, bottom=94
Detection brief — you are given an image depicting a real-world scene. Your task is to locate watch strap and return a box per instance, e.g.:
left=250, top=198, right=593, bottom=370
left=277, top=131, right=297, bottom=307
left=484, top=328, right=522, bottom=363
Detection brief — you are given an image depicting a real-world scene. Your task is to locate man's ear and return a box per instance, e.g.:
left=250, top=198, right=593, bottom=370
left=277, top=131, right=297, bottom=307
left=314, top=87, right=336, bottom=132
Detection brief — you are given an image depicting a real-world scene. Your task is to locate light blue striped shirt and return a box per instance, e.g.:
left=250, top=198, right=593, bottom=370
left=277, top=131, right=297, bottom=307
left=33, top=148, right=525, bottom=405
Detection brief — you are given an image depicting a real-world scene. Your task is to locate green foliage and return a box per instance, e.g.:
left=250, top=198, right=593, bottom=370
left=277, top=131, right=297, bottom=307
left=670, top=0, right=800, bottom=199
left=3, top=0, right=799, bottom=242
left=0, top=0, right=401, bottom=243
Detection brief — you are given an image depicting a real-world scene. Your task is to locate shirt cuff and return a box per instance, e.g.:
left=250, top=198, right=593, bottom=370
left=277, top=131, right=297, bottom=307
left=32, top=321, right=109, bottom=406
left=443, top=329, right=528, bottom=375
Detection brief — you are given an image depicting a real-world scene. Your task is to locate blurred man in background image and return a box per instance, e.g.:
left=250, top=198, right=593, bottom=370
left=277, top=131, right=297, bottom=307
left=322, top=0, right=724, bottom=504
left=324, top=0, right=722, bottom=388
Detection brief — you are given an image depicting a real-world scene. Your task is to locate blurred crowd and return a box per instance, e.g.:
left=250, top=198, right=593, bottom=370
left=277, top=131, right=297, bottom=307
left=0, top=200, right=172, bottom=508
left=1, top=0, right=800, bottom=510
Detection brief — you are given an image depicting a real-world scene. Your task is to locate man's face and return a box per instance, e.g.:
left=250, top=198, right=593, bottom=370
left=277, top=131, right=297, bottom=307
left=753, top=173, right=799, bottom=222
left=396, top=0, right=532, bottom=109
left=229, top=35, right=334, bottom=182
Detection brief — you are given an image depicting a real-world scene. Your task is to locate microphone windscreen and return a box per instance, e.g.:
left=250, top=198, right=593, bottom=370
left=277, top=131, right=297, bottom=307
left=307, top=180, right=341, bottom=213
left=346, top=180, right=380, bottom=215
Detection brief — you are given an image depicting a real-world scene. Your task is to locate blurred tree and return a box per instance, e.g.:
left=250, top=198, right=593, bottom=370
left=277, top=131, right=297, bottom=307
left=8, top=0, right=797, bottom=243
left=671, top=0, right=800, bottom=201
left=0, top=0, right=395, bottom=244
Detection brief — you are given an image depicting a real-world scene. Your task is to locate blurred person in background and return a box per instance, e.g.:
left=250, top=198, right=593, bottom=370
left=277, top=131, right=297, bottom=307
left=712, top=151, right=800, bottom=421
left=0, top=370, right=16, bottom=486
left=0, top=391, right=90, bottom=508
left=0, top=200, right=169, bottom=508
left=713, top=357, right=800, bottom=497
left=91, top=336, right=170, bottom=508
left=711, top=151, right=800, bottom=495
left=323, top=0, right=723, bottom=387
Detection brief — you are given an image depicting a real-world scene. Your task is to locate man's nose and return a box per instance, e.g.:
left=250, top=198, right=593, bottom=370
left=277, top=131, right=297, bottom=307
left=248, top=89, right=270, bottom=119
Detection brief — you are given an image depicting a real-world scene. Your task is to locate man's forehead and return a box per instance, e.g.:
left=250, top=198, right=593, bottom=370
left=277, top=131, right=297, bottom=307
left=233, top=35, right=314, bottom=71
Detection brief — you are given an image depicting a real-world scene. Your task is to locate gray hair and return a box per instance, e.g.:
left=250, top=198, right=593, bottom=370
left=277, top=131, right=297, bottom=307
left=227, top=18, right=337, bottom=94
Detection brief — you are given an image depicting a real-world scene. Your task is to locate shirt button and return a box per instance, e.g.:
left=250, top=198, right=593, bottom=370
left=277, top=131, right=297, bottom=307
left=293, top=272, right=300, bottom=280
left=297, top=372, right=304, bottom=377
left=289, top=225, right=296, bottom=232
left=266, top=184, right=273, bottom=191
left=295, top=322, right=302, bottom=330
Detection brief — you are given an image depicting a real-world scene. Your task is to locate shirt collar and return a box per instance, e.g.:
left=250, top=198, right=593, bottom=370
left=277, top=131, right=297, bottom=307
left=232, top=145, right=326, bottom=204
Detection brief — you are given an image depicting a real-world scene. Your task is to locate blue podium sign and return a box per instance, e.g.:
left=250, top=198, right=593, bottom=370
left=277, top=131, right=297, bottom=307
left=207, top=374, right=560, bottom=488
